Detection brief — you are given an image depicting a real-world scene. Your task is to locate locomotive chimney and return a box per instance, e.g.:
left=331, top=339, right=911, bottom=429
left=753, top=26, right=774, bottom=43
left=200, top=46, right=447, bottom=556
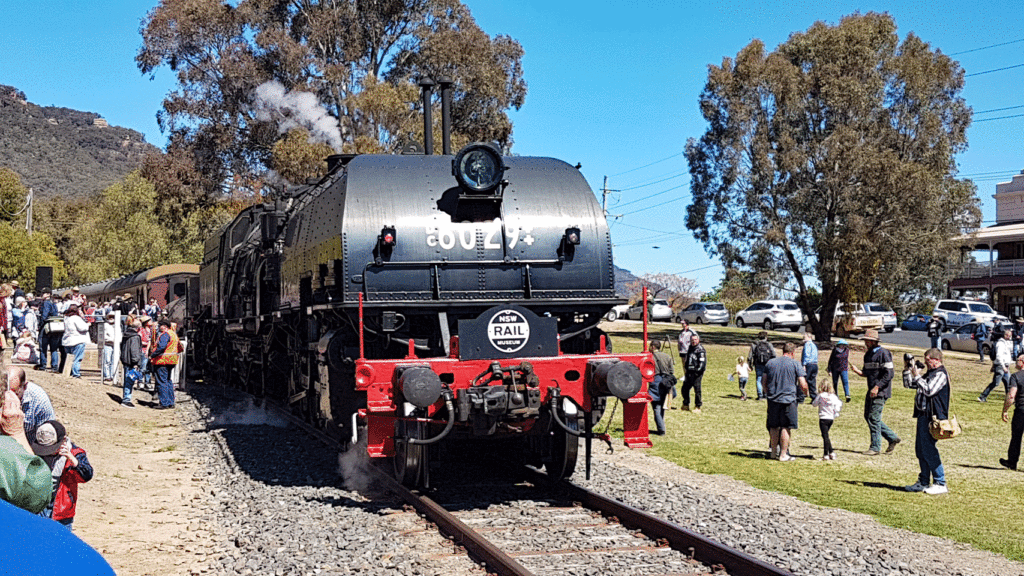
left=419, top=78, right=435, bottom=155
left=438, top=78, right=453, bottom=155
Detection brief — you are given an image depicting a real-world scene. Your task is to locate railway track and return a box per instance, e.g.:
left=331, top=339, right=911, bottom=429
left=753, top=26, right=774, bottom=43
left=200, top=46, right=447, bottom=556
left=272, top=394, right=794, bottom=576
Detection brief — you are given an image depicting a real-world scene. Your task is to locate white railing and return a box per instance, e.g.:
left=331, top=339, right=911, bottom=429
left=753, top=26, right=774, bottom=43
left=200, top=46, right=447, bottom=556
left=956, top=259, right=1024, bottom=278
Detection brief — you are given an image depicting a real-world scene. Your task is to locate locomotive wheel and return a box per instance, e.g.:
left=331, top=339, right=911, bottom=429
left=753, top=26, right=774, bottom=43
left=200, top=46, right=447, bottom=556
left=394, top=421, right=427, bottom=487
left=545, top=417, right=579, bottom=480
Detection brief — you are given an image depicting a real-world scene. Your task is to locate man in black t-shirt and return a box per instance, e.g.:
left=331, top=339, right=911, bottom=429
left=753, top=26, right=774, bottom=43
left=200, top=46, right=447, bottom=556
left=1000, top=354, right=1024, bottom=470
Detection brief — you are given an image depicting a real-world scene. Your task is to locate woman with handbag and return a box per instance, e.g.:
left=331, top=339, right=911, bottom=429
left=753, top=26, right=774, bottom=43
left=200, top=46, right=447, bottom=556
left=902, top=348, right=952, bottom=495
left=61, top=305, right=90, bottom=379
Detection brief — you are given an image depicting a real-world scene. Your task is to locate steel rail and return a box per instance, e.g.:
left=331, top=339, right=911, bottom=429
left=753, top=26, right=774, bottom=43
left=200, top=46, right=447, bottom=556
left=369, top=469, right=535, bottom=576
left=248, top=388, right=790, bottom=576
left=550, top=476, right=796, bottom=576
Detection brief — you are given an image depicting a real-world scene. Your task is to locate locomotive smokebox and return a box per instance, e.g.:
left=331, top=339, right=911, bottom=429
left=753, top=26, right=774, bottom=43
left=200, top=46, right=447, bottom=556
left=399, top=366, right=444, bottom=408
left=588, top=360, right=643, bottom=400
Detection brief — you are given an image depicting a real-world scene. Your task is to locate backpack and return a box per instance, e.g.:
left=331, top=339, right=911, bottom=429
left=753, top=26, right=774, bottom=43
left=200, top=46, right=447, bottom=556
left=753, top=340, right=774, bottom=365
left=990, top=338, right=999, bottom=361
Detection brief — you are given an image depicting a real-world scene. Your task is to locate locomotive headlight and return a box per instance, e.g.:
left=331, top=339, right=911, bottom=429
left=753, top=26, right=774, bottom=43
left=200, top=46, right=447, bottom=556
left=452, top=143, right=505, bottom=193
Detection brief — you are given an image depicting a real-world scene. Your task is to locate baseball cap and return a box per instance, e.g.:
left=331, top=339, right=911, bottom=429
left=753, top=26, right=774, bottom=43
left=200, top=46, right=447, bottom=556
left=30, top=420, right=67, bottom=456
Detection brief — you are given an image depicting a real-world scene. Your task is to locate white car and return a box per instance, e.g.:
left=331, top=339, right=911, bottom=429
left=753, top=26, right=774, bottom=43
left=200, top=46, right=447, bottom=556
left=604, top=304, right=630, bottom=321
left=932, top=300, right=1006, bottom=331
left=627, top=299, right=673, bottom=321
left=866, top=302, right=898, bottom=333
left=735, top=300, right=803, bottom=331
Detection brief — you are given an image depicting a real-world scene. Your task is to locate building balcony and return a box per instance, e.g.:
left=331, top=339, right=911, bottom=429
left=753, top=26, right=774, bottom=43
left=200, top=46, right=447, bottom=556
left=955, top=259, right=1024, bottom=278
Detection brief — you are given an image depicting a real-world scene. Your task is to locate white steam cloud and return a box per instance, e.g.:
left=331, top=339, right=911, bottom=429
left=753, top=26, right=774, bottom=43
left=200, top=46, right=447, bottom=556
left=207, top=397, right=290, bottom=428
left=253, top=80, right=344, bottom=152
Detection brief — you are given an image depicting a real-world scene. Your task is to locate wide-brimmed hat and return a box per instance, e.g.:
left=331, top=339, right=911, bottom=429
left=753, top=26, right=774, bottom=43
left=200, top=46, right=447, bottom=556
left=72, top=286, right=80, bottom=291
left=10, top=280, right=18, bottom=287
left=30, top=420, right=67, bottom=456
left=863, top=328, right=880, bottom=341
left=1017, top=317, right=1024, bottom=323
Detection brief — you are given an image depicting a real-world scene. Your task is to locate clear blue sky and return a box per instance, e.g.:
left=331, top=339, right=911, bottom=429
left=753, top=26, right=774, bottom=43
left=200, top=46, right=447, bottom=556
left=1, top=0, right=1021, bottom=292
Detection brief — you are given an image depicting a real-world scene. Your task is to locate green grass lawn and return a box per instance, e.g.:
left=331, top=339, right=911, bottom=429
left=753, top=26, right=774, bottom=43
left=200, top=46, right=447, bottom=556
left=600, top=321, right=1024, bottom=561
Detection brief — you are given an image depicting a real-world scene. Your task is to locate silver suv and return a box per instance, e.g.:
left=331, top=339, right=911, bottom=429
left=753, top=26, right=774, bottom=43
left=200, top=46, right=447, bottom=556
left=675, top=302, right=730, bottom=326
left=932, top=300, right=1006, bottom=331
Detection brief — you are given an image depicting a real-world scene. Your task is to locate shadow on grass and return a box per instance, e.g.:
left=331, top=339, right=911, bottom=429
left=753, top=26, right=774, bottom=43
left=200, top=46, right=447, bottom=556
left=840, top=479, right=909, bottom=492
left=958, top=463, right=1006, bottom=470
left=729, top=449, right=774, bottom=460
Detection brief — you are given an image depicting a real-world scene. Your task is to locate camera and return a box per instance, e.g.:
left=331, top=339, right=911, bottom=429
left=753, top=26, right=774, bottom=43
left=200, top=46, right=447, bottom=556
left=903, top=353, right=925, bottom=370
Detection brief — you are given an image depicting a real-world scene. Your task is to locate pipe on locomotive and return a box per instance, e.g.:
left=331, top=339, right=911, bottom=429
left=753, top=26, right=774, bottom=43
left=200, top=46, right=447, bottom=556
left=418, top=76, right=454, bottom=156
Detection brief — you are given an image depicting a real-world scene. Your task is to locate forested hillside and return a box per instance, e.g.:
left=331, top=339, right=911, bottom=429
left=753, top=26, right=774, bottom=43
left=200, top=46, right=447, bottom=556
left=0, top=84, right=158, bottom=198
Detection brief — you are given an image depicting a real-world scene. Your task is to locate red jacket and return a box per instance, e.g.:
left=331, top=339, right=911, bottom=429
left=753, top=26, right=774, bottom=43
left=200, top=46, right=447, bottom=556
left=47, top=444, right=93, bottom=521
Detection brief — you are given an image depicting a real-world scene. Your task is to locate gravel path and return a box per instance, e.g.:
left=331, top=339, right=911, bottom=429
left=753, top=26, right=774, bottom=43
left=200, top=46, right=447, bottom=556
left=177, top=385, right=1024, bottom=576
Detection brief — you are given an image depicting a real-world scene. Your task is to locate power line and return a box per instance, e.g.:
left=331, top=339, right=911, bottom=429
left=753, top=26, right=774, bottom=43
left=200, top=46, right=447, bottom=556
left=613, top=183, right=688, bottom=209
left=620, top=195, right=687, bottom=216
left=609, top=151, right=684, bottom=178
left=975, top=113, right=1024, bottom=123
left=951, top=38, right=1024, bottom=56
left=976, top=104, right=1024, bottom=114
left=965, top=63, right=1024, bottom=77
left=617, top=170, right=687, bottom=192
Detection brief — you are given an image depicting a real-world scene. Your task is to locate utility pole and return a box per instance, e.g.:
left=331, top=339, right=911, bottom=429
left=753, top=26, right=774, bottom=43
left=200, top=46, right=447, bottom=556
left=26, top=187, right=32, bottom=236
left=602, top=176, right=609, bottom=214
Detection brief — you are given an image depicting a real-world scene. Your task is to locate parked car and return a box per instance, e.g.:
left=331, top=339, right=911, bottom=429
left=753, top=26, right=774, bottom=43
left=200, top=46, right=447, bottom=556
left=823, top=303, right=884, bottom=337
left=866, top=303, right=897, bottom=333
left=675, top=302, right=730, bottom=326
left=932, top=299, right=1007, bottom=331
left=734, top=300, right=803, bottom=331
left=604, top=304, right=630, bottom=322
left=626, top=299, right=673, bottom=321
left=901, top=313, right=931, bottom=331
left=940, top=322, right=994, bottom=356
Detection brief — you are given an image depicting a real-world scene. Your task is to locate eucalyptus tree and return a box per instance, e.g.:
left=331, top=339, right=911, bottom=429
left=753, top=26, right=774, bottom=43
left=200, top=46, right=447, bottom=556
left=685, top=13, right=979, bottom=339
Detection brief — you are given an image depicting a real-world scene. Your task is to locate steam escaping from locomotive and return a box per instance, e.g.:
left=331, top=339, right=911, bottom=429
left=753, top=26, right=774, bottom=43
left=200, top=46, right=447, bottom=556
left=253, top=80, right=344, bottom=152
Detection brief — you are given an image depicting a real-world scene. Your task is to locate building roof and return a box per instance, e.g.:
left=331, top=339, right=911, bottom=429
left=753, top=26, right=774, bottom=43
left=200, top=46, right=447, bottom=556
left=956, top=222, right=1024, bottom=249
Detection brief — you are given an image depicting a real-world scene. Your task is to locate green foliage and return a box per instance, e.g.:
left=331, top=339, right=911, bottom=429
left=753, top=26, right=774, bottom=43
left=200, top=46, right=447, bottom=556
left=0, top=85, right=158, bottom=200
left=0, top=224, right=65, bottom=289
left=137, top=0, right=528, bottom=194
left=271, top=129, right=335, bottom=184
left=0, top=168, right=28, bottom=224
left=65, top=172, right=170, bottom=283
left=685, top=13, right=979, bottom=342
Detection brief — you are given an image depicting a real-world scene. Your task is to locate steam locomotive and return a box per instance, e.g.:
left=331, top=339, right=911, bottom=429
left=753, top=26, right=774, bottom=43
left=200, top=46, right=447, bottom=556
left=192, top=82, right=653, bottom=486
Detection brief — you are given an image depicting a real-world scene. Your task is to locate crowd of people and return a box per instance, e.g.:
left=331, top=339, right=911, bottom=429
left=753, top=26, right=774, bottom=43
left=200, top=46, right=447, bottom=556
left=0, top=283, right=178, bottom=410
left=659, top=318, right=1023, bottom=496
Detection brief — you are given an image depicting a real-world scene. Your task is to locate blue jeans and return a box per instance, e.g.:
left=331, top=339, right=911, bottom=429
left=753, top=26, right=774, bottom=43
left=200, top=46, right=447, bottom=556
left=977, top=339, right=987, bottom=362
left=930, top=336, right=940, bottom=350
left=753, top=364, right=766, bottom=399
left=138, top=356, right=150, bottom=383
left=797, top=363, right=818, bottom=402
left=916, top=415, right=945, bottom=486
left=831, top=370, right=850, bottom=398
left=39, top=333, right=61, bottom=370
left=980, top=367, right=1010, bottom=400
left=102, top=344, right=116, bottom=380
left=154, top=365, right=175, bottom=407
left=863, top=395, right=899, bottom=451
left=64, top=344, right=85, bottom=378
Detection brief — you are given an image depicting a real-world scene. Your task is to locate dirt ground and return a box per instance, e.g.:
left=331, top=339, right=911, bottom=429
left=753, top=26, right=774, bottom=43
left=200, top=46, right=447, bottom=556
left=9, top=355, right=210, bottom=576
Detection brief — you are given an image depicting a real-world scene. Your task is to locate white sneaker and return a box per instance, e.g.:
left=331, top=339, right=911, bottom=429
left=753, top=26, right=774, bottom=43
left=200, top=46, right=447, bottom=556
left=778, top=454, right=794, bottom=462
left=904, top=482, right=928, bottom=492
left=923, top=484, right=948, bottom=495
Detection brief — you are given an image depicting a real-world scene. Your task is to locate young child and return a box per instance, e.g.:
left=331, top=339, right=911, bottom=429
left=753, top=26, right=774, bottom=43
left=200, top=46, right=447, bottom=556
left=811, top=379, right=843, bottom=460
left=29, top=420, right=94, bottom=530
left=729, top=354, right=753, bottom=399
left=730, top=356, right=750, bottom=400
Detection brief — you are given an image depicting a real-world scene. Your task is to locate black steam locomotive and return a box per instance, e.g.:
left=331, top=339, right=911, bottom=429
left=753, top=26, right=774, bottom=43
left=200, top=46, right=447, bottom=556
left=193, top=84, right=653, bottom=486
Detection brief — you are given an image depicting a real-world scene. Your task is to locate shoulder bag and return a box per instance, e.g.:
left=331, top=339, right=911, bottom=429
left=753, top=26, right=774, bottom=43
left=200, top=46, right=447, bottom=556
left=929, top=389, right=961, bottom=440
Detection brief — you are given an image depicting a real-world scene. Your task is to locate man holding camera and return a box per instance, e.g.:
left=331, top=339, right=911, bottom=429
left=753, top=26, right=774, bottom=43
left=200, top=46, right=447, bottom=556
left=903, top=348, right=951, bottom=494
left=851, top=329, right=901, bottom=455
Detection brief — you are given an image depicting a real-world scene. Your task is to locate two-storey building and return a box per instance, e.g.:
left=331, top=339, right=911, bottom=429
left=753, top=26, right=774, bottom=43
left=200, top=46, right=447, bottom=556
left=952, top=170, right=1024, bottom=318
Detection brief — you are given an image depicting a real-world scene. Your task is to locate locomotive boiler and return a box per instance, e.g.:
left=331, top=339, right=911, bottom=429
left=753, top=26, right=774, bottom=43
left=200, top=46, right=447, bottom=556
left=195, top=84, right=653, bottom=486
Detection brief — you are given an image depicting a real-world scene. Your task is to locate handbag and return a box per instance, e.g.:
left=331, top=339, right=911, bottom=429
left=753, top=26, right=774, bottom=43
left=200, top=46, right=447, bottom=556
left=929, top=413, right=962, bottom=440
left=43, top=316, right=65, bottom=335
